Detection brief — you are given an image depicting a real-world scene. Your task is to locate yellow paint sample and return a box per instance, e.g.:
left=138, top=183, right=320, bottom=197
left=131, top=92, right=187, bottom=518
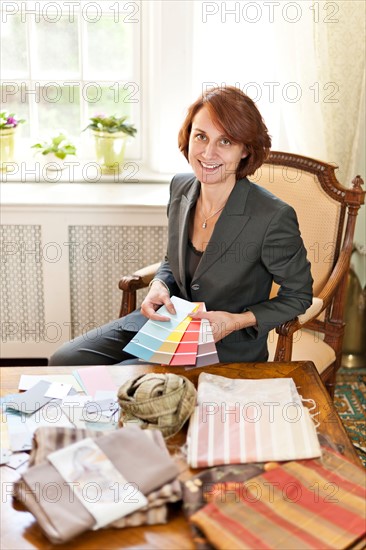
left=158, top=340, right=181, bottom=353
left=155, top=304, right=201, bottom=357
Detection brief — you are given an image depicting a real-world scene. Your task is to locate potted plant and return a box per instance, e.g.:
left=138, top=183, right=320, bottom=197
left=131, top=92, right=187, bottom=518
left=83, top=114, right=137, bottom=173
left=0, top=110, right=25, bottom=170
left=31, top=132, right=77, bottom=171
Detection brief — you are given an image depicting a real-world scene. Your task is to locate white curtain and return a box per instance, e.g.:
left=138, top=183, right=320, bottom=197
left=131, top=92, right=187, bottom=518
left=313, top=1, right=365, bottom=184
left=191, top=0, right=365, bottom=185
left=190, top=0, right=365, bottom=283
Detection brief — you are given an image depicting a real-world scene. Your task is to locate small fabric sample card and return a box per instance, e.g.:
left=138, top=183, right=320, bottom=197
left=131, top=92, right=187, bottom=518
left=124, top=296, right=219, bottom=366
left=61, top=396, right=119, bottom=430
left=6, top=452, right=30, bottom=470
left=6, top=380, right=53, bottom=415
left=0, top=448, right=12, bottom=465
left=48, top=438, right=148, bottom=528
left=61, top=395, right=93, bottom=428
left=0, top=393, right=19, bottom=409
left=45, top=382, right=72, bottom=399
left=90, top=399, right=119, bottom=418
left=5, top=411, right=33, bottom=451
left=19, top=374, right=83, bottom=392
left=74, top=366, right=118, bottom=398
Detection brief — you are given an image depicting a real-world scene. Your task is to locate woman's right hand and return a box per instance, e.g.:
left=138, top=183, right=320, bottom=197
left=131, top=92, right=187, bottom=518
left=140, top=280, right=176, bottom=321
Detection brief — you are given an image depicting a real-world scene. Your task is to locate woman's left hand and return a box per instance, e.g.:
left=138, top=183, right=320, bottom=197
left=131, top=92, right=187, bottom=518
left=189, top=310, right=257, bottom=343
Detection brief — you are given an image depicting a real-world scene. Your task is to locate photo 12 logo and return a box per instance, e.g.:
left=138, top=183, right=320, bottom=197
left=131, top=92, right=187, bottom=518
left=201, top=2, right=340, bottom=24
left=201, top=81, right=340, bottom=105
left=1, top=2, right=140, bottom=24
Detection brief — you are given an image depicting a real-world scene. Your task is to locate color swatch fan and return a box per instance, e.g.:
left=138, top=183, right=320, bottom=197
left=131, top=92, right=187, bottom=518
left=123, top=296, right=219, bottom=366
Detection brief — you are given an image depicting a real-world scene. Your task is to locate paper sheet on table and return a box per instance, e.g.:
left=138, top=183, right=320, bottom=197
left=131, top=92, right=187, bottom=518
left=73, top=366, right=118, bottom=398
left=19, top=374, right=83, bottom=392
left=6, top=380, right=54, bottom=415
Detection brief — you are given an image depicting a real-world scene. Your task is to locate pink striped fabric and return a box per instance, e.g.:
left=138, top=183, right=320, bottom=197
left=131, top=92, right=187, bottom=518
left=187, top=373, right=321, bottom=467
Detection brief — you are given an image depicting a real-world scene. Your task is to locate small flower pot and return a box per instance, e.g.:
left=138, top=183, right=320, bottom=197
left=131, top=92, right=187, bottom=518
left=92, top=130, right=128, bottom=173
left=0, top=127, right=16, bottom=170
left=41, top=153, right=67, bottom=171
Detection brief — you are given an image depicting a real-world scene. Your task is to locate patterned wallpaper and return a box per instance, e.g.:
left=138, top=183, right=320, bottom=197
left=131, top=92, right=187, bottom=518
left=1, top=225, right=45, bottom=342
left=1, top=224, right=168, bottom=342
left=68, top=225, right=168, bottom=338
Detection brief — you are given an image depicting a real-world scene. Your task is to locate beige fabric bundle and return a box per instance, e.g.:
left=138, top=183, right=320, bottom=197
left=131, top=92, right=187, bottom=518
left=14, top=426, right=181, bottom=544
left=118, top=373, right=197, bottom=438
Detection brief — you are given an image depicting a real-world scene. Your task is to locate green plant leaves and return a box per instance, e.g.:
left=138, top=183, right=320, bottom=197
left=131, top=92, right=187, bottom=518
left=31, top=132, right=77, bottom=158
left=83, top=114, right=137, bottom=136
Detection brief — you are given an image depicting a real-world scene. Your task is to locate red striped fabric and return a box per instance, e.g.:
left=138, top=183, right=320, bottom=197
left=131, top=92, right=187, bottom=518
left=235, top=485, right=334, bottom=549
left=190, top=449, right=366, bottom=549
left=203, top=503, right=273, bottom=549
left=263, top=467, right=365, bottom=534
left=302, top=458, right=366, bottom=499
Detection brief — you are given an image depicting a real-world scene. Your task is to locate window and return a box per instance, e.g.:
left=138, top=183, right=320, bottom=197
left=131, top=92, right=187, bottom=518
left=1, top=0, right=141, bottom=161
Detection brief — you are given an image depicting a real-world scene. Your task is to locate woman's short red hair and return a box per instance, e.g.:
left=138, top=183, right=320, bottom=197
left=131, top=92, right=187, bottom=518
left=178, top=86, right=271, bottom=178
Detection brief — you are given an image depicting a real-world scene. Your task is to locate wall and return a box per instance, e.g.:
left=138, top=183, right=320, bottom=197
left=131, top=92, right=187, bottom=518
left=1, top=183, right=169, bottom=359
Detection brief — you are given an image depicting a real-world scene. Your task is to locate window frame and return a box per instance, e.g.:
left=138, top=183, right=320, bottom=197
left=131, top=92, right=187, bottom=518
left=1, top=1, right=142, bottom=166
left=1, top=0, right=195, bottom=181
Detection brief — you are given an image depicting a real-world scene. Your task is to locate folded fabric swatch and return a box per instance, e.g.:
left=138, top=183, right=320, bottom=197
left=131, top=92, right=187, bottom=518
left=26, top=426, right=106, bottom=467
left=187, top=373, right=321, bottom=467
left=182, top=463, right=265, bottom=550
left=15, top=425, right=182, bottom=529
left=15, top=426, right=180, bottom=544
left=118, top=373, right=197, bottom=438
left=189, top=448, right=366, bottom=550
left=111, top=477, right=182, bottom=529
left=183, top=436, right=343, bottom=550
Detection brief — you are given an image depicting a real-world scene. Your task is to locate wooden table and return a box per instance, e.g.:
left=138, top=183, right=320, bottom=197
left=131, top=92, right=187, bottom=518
left=0, top=361, right=361, bottom=549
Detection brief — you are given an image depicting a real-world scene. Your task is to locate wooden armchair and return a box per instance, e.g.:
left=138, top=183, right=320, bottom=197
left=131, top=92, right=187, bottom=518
left=118, top=152, right=365, bottom=398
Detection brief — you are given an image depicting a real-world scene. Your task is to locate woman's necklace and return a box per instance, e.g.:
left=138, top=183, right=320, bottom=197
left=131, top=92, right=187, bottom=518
left=200, top=201, right=226, bottom=229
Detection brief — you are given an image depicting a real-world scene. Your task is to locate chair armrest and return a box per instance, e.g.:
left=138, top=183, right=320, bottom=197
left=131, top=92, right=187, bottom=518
left=118, top=262, right=161, bottom=317
left=317, top=247, right=351, bottom=305
left=297, top=297, right=324, bottom=325
left=273, top=246, right=352, bottom=361
left=272, top=297, right=322, bottom=361
left=119, top=262, right=161, bottom=292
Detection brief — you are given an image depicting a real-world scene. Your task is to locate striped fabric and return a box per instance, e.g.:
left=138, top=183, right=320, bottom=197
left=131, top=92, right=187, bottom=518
left=187, top=373, right=321, bottom=467
left=190, top=449, right=366, bottom=550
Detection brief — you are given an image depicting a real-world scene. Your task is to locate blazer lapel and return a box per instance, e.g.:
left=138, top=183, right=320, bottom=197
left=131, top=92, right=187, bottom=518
left=193, top=179, right=252, bottom=280
left=178, top=179, right=201, bottom=288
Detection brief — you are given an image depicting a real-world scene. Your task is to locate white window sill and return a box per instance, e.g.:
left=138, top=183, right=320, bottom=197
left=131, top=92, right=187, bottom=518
left=0, top=160, right=178, bottom=207
left=0, top=180, right=172, bottom=208
left=0, top=160, right=174, bottom=185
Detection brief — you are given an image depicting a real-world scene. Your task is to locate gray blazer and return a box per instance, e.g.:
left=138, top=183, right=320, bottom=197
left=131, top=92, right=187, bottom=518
left=122, top=173, right=313, bottom=363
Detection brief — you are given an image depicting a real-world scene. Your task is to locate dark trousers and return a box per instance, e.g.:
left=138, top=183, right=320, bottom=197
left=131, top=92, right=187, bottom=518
left=49, top=319, right=137, bottom=366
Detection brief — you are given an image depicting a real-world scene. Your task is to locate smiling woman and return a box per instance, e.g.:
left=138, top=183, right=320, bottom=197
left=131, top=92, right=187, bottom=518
left=49, top=85, right=313, bottom=367
left=179, top=87, right=271, bottom=181
left=187, top=108, right=247, bottom=187
left=176, top=86, right=271, bottom=253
